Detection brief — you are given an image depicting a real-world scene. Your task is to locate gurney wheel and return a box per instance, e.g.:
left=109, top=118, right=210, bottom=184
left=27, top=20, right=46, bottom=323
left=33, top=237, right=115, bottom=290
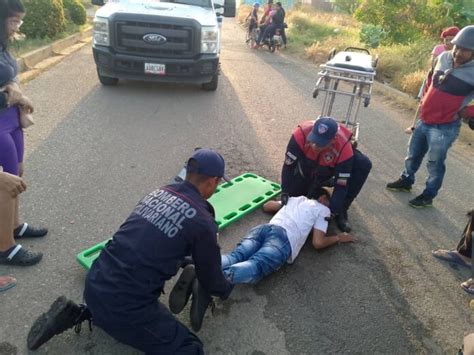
left=312, top=88, right=319, bottom=99
left=364, top=97, right=370, bottom=107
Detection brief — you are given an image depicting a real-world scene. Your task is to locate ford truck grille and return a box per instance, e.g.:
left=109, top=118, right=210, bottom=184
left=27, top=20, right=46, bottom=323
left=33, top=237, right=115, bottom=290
left=115, top=20, right=195, bottom=58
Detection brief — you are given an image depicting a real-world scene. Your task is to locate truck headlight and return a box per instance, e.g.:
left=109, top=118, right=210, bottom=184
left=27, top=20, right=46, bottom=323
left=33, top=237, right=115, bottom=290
left=201, top=26, right=218, bottom=54
left=93, top=17, right=110, bottom=46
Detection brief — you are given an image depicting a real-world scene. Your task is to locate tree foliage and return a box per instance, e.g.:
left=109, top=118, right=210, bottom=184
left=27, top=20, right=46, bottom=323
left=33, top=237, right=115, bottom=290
left=359, top=23, right=386, bottom=48
left=22, top=0, right=66, bottom=38
left=63, top=0, right=87, bottom=25
left=354, top=0, right=472, bottom=44
left=332, top=0, right=362, bottom=14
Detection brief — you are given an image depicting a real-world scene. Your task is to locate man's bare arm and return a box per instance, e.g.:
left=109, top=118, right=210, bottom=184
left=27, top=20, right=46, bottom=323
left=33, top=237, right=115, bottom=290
left=262, top=200, right=282, bottom=214
left=311, top=229, right=357, bottom=250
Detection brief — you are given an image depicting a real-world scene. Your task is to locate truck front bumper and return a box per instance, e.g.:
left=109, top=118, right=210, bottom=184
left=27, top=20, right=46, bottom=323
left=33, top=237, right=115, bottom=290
left=93, top=46, right=219, bottom=84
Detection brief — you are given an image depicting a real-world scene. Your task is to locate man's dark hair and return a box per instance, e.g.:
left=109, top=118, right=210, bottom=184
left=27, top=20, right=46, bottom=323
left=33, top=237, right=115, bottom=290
left=309, top=187, right=330, bottom=201
left=0, top=0, right=25, bottom=48
left=276, top=2, right=281, bottom=6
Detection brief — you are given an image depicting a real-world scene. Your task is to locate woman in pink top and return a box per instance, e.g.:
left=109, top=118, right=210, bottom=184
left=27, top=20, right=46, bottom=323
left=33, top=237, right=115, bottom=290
left=431, top=26, right=460, bottom=64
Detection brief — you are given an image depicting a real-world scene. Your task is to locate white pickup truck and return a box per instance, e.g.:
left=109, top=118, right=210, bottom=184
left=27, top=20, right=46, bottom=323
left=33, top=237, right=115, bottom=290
left=91, top=0, right=235, bottom=90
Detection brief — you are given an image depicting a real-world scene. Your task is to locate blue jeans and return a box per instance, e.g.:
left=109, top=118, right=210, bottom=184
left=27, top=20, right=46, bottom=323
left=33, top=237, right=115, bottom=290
left=221, top=224, right=291, bottom=284
left=401, top=119, right=461, bottom=198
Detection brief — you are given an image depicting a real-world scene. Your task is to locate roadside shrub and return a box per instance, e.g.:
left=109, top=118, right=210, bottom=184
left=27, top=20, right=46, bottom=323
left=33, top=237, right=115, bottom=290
left=287, top=12, right=335, bottom=47
left=359, top=24, right=386, bottom=48
left=373, top=40, right=434, bottom=85
left=399, top=70, right=427, bottom=98
left=22, top=0, right=66, bottom=38
left=333, top=0, right=361, bottom=14
left=64, top=0, right=87, bottom=25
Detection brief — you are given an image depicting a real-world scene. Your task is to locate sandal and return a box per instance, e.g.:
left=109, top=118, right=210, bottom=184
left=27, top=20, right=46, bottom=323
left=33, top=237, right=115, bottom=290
left=14, top=223, right=48, bottom=239
left=0, top=245, right=43, bottom=266
left=461, top=278, right=474, bottom=295
left=0, top=276, right=17, bottom=292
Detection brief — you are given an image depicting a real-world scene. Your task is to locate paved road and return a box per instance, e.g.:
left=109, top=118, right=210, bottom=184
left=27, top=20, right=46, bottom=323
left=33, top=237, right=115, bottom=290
left=0, top=18, right=473, bottom=355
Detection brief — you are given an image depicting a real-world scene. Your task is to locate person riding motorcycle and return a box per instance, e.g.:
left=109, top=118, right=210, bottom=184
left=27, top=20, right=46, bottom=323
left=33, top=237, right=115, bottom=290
left=254, top=2, right=285, bottom=49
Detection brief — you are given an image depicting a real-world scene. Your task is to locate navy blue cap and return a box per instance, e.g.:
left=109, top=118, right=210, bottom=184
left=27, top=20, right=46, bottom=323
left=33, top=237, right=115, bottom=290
left=307, top=117, right=338, bottom=147
left=187, top=148, right=230, bottom=182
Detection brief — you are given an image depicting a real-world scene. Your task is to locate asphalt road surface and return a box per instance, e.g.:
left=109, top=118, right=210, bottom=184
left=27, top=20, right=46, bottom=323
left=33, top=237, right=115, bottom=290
left=0, top=18, right=473, bottom=355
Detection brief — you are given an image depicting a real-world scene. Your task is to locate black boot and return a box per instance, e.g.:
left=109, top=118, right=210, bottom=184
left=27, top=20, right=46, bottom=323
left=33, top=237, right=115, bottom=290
left=169, top=264, right=196, bottom=314
left=190, top=279, right=213, bottom=332
left=336, top=210, right=352, bottom=233
left=27, top=296, right=91, bottom=350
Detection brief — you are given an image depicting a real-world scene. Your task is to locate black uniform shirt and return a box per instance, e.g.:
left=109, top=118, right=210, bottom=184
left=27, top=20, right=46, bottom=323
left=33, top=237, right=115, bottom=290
left=84, top=181, right=232, bottom=327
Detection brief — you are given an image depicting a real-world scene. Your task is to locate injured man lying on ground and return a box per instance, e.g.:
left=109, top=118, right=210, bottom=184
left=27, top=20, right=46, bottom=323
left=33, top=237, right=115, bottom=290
left=169, top=187, right=357, bottom=330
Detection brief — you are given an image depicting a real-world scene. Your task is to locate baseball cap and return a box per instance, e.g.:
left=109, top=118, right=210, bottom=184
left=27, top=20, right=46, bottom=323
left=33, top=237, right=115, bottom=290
left=440, top=26, right=460, bottom=39
left=307, top=117, right=338, bottom=147
left=186, top=148, right=231, bottom=182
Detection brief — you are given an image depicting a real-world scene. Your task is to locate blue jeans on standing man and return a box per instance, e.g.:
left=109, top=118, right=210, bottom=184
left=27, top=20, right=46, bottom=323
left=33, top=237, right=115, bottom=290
left=221, top=224, right=291, bottom=284
left=401, top=119, right=461, bottom=198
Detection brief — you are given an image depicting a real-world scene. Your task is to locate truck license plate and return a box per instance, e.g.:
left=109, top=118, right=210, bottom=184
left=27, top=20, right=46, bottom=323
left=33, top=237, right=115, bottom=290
left=144, top=63, right=166, bottom=75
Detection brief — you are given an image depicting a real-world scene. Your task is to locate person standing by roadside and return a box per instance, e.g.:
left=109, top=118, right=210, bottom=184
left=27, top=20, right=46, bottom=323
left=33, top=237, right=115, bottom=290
left=432, top=26, right=460, bottom=65
left=387, top=25, right=474, bottom=208
left=0, top=0, right=45, bottom=265
left=406, top=26, right=461, bottom=133
left=0, top=171, right=35, bottom=289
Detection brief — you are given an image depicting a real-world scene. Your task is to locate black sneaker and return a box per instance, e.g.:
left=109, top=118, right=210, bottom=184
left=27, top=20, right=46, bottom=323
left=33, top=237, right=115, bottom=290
left=27, top=296, right=90, bottom=350
left=336, top=212, right=352, bottom=233
left=386, top=178, right=412, bottom=192
left=408, top=194, right=433, bottom=208
left=169, top=264, right=196, bottom=314
left=190, top=279, right=213, bottom=332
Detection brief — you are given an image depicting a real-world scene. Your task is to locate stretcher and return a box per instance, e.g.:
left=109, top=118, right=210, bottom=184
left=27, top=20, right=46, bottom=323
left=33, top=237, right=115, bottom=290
left=312, top=47, right=378, bottom=145
left=76, top=173, right=281, bottom=270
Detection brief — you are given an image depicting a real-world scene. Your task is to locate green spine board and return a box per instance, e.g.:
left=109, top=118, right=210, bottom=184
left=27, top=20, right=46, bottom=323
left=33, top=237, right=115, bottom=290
left=76, top=173, right=281, bottom=270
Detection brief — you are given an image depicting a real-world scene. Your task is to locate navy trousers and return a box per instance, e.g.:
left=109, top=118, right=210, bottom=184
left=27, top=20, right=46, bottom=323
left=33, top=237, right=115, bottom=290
left=96, top=301, right=203, bottom=355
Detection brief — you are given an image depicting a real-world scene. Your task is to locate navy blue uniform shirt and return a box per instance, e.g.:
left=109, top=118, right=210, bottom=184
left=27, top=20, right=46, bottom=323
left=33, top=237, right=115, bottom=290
left=84, top=181, right=233, bottom=327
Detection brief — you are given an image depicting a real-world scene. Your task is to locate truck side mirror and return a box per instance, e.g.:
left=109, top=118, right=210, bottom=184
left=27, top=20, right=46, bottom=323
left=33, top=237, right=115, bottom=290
left=222, top=0, right=236, bottom=17
left=91, top=0, right=105, bottom=6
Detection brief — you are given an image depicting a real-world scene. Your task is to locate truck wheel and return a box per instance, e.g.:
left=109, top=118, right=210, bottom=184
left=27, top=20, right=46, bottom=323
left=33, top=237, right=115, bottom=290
left=98, top=73, right=119, bottom=86
left=201, top=74, right=218, bottom=91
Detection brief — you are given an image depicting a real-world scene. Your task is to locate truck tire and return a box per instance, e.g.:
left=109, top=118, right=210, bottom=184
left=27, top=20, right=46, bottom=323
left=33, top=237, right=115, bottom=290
left=98, top=73, right=119, bottom=86
left=201, top=74, right=218, bottom=91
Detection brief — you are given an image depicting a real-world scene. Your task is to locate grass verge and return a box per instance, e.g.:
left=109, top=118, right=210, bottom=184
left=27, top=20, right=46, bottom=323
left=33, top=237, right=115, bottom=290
left=10, top=21, right=91, bottom=57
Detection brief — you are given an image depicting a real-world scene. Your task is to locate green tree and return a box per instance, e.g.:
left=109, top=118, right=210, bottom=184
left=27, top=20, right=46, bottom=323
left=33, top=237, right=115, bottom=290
left=354, top=0, right=473, bottom=44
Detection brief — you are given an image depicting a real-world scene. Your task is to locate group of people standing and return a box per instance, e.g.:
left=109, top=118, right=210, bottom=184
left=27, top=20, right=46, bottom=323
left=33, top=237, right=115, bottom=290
left=0, top=0, right=47, bottom=292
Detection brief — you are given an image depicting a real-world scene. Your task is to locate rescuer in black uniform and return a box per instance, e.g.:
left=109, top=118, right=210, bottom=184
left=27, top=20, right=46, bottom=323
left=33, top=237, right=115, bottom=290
left=27, top=148, right=233, bottom=354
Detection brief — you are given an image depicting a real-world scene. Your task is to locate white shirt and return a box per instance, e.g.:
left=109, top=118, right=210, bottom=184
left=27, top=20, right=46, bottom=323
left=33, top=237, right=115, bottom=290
left=270, top=196, right=331, bottom=263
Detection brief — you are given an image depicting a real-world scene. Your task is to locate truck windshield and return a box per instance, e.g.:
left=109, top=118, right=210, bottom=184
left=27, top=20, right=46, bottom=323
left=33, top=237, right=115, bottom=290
left=124, top=0, right=213, bottom=8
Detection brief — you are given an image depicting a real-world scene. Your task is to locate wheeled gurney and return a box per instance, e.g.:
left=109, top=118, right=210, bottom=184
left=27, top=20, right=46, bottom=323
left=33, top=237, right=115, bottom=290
left=312, top=47, right=378, bottom=145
